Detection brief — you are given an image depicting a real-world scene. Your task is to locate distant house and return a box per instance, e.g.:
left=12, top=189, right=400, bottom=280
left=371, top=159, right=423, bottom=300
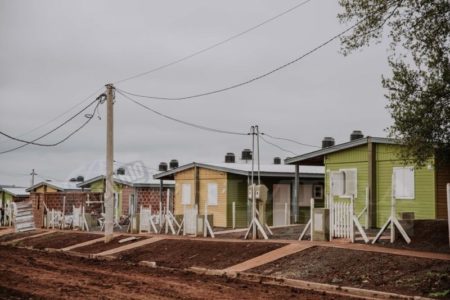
left=0, top=186, right=29, bottom=207
left=77, top=175, right=174, bottom=218
left=285, top=132, right=450, bottom=228
left=154, top=156, right=324, bottom=228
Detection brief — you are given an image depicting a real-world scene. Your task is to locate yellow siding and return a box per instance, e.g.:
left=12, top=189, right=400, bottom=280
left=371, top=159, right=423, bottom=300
left=36, top=185, right=58, bottom=193
left=174, top=168, right=195, bottom=215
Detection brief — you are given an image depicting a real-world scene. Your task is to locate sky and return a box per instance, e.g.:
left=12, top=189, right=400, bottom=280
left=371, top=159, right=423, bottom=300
left=0, top=0, right=393, bottom=186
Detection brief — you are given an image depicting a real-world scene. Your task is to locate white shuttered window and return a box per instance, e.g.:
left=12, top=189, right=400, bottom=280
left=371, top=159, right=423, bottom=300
left=181, top=183, right=191, bottom=205
left=207, top=183, right=218, bottom=206
left=393, top=167, right=415, bottom=199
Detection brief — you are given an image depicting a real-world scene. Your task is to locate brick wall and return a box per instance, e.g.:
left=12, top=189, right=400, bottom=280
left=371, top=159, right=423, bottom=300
left=31, top=192, right=103, bottom=228
left=121, top=187, right=174, bottom=214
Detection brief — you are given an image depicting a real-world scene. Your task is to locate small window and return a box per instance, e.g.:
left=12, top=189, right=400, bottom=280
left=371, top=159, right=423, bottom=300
left=181, top=183, right=191, bottom=205
left=330, top=169, right=357, bottom=198
left=207, top=183, right=218, bottom=206
left=313, top=185, right=324, bottom=199
left=393, top=167, right=415, bottom=199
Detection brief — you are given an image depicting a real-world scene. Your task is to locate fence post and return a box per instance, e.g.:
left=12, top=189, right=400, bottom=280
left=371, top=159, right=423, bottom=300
left=329, top=192, right=333, bottom=241
left=447, top=183, right=450, bottom=248
left=365, top=186, right=369, bottom=229
left=310, top=198, right=314, bottom=241
left=232, top=202, right=236, bottom=229
left=350, top=195, right=355, bottom=243
left=285, top=202, right=288, bottom=226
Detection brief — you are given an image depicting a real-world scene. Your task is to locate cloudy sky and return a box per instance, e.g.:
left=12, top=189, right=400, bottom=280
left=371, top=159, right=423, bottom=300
left=0, top=0, right=392, bottom=186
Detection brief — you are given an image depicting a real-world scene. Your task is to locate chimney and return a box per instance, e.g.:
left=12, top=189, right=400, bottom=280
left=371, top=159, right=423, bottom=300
left=169, top=159, right=179, bottom=169
left=158, top=162, right=168, bottom=172
left=350, top=130, right=364, bottom=141
left=322, top=137, right=335, bottom=148
left=225, top=153, right=235, bottom=163
left=273, top=157, right=281, bottom=165
left=116, top=167, right=125, bottom=175
left=241, top=149, right=252, bottom=161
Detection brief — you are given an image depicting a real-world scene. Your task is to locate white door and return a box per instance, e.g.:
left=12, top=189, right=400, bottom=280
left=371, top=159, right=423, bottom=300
left=298, top=184, right=313, bottom=207
left=273, top=184, right=291, bottom=226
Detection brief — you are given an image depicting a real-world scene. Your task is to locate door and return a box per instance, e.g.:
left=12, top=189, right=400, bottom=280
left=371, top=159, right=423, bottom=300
left=273, top=184, right=291, bottom=226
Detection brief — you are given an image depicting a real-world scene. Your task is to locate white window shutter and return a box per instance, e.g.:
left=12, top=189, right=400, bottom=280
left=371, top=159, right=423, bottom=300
left=207, top=183, right=218, bottom=206
left=344, top=169, right=357, bottom=197
left=181, top=183, right=191, bottom=205
left=393, top=167, right=415, bottom=199
left=330, top=171, right=345, bottom=196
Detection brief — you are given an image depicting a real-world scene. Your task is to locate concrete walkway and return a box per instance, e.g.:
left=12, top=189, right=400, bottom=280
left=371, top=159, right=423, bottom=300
left=94, top=237, right=164, bottom=257
left=223, top=243, right=313, bottom=273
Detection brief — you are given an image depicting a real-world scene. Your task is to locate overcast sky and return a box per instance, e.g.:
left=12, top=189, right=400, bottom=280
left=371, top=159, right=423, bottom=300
left=0, top=0, right=392, bottom=186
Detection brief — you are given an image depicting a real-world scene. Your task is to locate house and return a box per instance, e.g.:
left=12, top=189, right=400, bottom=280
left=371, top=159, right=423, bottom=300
left=154, top=153, right=324, bottom=228
left=0, top=186, right=29, bottom=207
left=285, top=131, right=450, bottom=228
left=77, top=174, right=174, bottom=218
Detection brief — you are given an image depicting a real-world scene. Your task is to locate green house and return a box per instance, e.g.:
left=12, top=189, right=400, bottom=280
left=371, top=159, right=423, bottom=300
left=286, top=136, right=450, bottom=228
left=0, top=186, right=29, bottom=207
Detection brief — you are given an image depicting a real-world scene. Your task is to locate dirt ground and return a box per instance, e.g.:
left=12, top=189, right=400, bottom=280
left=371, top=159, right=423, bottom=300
left=0, top=246, right=346, bottom=300
left=16, top=232, right=102, bottom=249
left=0, top=230, right=43, bottom=243
left=73, top=235, right=149, bottom=253
left=216, top=225, right=306, bottom=240
left=251, top=246, right=450, bottom=298
left=118, top=239, right=285, bottom=269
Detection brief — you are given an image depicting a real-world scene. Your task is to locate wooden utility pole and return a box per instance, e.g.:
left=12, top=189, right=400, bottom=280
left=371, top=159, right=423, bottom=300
left=104, top=84, right=115, bottom=242
left=30, top=169, right=37, bottom=187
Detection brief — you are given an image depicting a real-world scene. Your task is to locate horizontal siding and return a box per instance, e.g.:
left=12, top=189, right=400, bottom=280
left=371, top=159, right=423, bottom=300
left=227, top=174, right=248, bottom=228
left=325, top=145, right=368, bottom=164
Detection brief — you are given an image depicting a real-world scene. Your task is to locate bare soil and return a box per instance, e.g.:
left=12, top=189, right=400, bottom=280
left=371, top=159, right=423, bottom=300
left=17, top=231, right=102, bottom=249
left=72, top=235, right=149, bottom=254
left=0, top=245, right=345, bottom=299
left=118, top=239, right=285, bottom=269
left=251, top=246, right=450, bottom=298
left=216, top=224, right=307, bottom=240
left=0, top=230, right=43, bottom=243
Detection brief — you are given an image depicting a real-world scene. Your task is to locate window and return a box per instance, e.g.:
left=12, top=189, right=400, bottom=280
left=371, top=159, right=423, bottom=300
left=313, top=185, right=324, bottom=199
left=207, top=183, right=218, bottom=206
left=181, top=183, right=191, bottom=205
left=329, top=169, right=357, bottom=198
left=393, top=167, right=415, bottom=199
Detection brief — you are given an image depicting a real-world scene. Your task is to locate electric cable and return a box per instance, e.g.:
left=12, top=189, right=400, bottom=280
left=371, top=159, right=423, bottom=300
left=114, top=0, right=314, bottom=85
left=117, top=90, right=248, bottom=136
left=260, top=134, right=297, bottom=156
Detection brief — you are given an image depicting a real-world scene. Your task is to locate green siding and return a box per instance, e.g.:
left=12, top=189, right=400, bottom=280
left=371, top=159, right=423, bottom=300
left=376, top=144, right=435, bottom=226
left=226, top=174, right=248, bottom=228
left=87, top=179, right=124, bottom=216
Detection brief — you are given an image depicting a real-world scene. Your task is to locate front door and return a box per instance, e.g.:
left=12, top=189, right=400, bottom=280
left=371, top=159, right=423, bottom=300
left=273, top=184, right=291, bottom=226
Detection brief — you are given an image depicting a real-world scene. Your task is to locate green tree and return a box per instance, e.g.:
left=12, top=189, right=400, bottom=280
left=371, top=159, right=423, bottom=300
left=338, top=0, right=450, bottom=166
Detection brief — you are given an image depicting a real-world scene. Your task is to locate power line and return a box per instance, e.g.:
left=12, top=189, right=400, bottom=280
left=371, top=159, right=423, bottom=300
left=0, top=87, right=103, bottom=145
left=115, top=22, right=363, bottom=101
left=114, top=0, right=314, bottom=85
left=0, top=99, right=102, bottom=155
left=117, top=90, right=248, bottom=136
left=262, top=133, right=320, bottom=148
left=260, top=134, right=297, bottom=156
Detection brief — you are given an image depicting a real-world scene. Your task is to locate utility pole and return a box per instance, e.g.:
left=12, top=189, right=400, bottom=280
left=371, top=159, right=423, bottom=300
left=30, top=169, right=37, bottom=187
left=104, top=84, right=115, bottom=243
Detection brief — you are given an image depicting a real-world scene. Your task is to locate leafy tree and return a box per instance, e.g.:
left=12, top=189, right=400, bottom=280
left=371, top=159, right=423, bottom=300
left=338, top=0, right=450, bottom=166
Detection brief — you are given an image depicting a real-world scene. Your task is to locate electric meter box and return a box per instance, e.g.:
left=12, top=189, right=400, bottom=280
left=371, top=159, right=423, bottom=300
left=248, top=184, right=268, bottom=202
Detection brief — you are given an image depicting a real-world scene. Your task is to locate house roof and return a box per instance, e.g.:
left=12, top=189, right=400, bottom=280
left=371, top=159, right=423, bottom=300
left=1, top=187, right=29, bottom=197
left=77, top=175, right=174, bottom=188
left=26, top=181, right=83, bottom=192
left=285, top=137, right=398, bottom=165
left=153, top=162, right=324, bottom=180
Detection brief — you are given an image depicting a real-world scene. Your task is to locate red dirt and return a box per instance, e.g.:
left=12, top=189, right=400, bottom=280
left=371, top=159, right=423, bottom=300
left=118, top=239, right=285, bottom=269
left=0, top=230, right=43, bottom=243
left=17, top=231, right=102, bottom=249
left=251, top=246, right=450, bottom=298
left=0, top=245, right=345, bottom=299
left=72, top=235, right=149, bottom=253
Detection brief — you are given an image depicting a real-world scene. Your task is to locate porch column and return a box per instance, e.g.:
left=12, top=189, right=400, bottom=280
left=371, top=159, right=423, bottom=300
left=293, top=164, right=299, bottom=223
left=159, top=179, right=163, bottom=212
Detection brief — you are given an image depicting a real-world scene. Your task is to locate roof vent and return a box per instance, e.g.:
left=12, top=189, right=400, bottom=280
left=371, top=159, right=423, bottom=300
left=159, top=162, right=168, bottom=172
left=241, top=149, right=252, bottom=161
left=116, top=167, right=125, bottom=175
left=69, top=178, right=77, bottom=182
left=76, top=176, right=84, bottom=182
left=322, top=137, right=335, bottom=148
left=169, top=159, right=179, bottom=169
left=273, top=157, right=281, bottom=165
left=225, top=153, right=235, bottom=163
left=350, top=130, right=364, bottom=141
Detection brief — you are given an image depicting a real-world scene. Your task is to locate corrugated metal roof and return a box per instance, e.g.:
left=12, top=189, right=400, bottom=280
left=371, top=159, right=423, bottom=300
left=77, top=174, right=174, bottom=188
left=26, top=181, right=83, bottom=192
left=1, top=187, right=29, bottom=197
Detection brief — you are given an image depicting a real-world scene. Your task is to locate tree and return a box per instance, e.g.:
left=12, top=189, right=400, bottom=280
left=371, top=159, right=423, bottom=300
left=338, top=0, right=450, bottom=166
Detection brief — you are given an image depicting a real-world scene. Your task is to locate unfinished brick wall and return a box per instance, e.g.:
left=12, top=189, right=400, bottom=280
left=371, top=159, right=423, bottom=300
left=31, top=192, right=103, bottom=228
left=137, top=187, right=174, bottom=213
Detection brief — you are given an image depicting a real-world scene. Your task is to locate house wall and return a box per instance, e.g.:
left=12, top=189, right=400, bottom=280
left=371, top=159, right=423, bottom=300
left=226, top=174, right=248, bottom=228
left=121, top=185, right=174, bottom=215
left=174, top=168, right=196, bottom=215
left=85, top=179, right=124, bottom=216
left=324, top=145, right=369, bottom=226
left=435, top=161, right=450, bottom=219
left=35, top=186, right=58, bottom=193
left=376, top=144, right=436, bottom=226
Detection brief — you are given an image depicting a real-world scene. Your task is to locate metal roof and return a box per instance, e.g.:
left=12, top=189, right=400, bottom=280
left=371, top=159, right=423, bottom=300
left=285, top=137, right=398, bottom=165
left=154, top=162, right=324, bottom=180
left=26, top=181, right=83, bottom=192
left=77, top=175, right=174, bottom=188
left=1, top=187, right=29, bottom=197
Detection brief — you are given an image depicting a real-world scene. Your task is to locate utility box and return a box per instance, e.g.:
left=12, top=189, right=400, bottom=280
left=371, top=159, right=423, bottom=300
left=248, top=184, right=268, bottom=201
left=312, top=208, right=329, bottom=241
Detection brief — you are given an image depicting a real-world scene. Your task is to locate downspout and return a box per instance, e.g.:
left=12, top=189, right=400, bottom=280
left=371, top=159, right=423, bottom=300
left=368, top=137, right=377, bottom=228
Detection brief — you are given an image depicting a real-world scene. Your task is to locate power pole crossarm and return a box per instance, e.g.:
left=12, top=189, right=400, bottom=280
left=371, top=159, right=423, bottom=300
left=104, top=84, right=115, bottom=243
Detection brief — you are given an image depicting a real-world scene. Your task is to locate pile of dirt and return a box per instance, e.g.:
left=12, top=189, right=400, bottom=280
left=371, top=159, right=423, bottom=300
left=373, top=220, right=450, bottom=253
left=118, top=239, right=285, bottom=269
left=0, top=245, right=344, bottom=299
left=17, top=232, right=102, bottom=249
left=251, top=246, right=450, bottom=298
left=72, top=235, right=149, bottom=253
left=0, top=231, right=42, bottom=243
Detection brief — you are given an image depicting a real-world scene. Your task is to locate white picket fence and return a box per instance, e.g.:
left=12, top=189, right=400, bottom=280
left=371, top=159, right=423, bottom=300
left=331, top=200, right=353, bottom=239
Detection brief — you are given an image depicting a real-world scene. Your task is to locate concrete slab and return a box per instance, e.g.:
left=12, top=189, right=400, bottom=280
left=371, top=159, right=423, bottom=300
left=2, top=230, right=54, bottom=245
left=93, top=237, right=164, bottom=257
left=61, top=236, right=110, bottom=251
left=223, top=243, right=313, bottom=273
